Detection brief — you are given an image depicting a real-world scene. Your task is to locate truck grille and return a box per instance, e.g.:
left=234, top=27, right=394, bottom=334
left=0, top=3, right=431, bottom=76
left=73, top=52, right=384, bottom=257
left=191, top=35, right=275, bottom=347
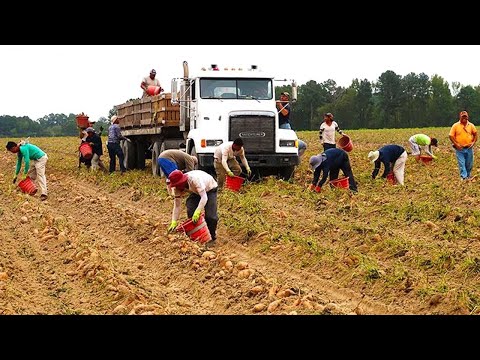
left=229, top=115, right=275, bottom=154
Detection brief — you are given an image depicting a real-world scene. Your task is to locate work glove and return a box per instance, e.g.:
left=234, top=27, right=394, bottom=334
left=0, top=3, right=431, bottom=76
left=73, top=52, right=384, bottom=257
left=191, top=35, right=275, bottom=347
left=13, top=176, right=17, bottom=184
left=246, top=167, right=252, bottom=177
left=309, top=184, right=315, bottom=191
left=167, top=220, right=178, bottom=233
left=314, top=186, right=322, bottom=193
left=126, top=138, right=132, bottom=143
left=22, top=174, right=28, bottom=181
left=227, top=171, right=234, bottom=177
left=192, top=209, right=201, bottom=223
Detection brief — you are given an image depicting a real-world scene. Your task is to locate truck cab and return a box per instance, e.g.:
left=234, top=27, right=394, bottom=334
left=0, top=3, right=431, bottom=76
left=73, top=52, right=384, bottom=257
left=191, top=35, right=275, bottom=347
left=172, top=62, right=299, bottom=180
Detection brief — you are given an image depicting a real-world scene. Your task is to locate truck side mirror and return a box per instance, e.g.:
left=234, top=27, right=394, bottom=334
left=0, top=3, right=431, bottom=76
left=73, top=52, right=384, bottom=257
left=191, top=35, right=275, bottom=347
left=291, top=81, right=298, bottom=103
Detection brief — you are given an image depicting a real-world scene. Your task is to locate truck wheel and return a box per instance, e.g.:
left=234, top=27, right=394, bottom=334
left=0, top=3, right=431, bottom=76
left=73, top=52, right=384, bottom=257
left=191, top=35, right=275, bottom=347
left=123, top=140, right=137, bottom=170
left=151, top=141, right=162, bottom=176
left=278, top=166, right=295, bottom=181
left=190, top=147, right=200, bottom=170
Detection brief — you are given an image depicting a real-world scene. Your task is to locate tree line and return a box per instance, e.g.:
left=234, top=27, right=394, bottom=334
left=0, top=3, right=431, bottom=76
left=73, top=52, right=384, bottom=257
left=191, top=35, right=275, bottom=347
left=2, top=69, right=480, bottom=137
left=277, top=70, right=480, bottom=130
left=0, top=113, right=110, bottom=138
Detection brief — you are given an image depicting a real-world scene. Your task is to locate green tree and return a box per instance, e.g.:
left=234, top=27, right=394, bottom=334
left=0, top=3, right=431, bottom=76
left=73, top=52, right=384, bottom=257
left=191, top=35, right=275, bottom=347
left=352, top=79, right=374, bottom=129
left=427, top=75, right=454, bottom=127
left=375, top=70, right=403, bottom=128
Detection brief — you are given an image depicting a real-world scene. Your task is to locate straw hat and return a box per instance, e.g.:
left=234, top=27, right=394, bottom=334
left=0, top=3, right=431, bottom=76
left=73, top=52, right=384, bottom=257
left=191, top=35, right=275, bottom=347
left=111, top=115, right=118, bottom=124
left=309, top=155, right=324, bottom=171
left=368, top=150, right=380, bottom=163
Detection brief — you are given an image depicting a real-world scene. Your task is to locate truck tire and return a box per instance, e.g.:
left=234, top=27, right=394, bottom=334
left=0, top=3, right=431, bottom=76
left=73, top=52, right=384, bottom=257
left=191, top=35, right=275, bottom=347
left=278, top=166, right=295, bottom=181
left=191, top=146, right=216, bottom=177
left=123, top=140, right=137, bottom=170
left=151, top=141, right=162, bottom=177
left=136, top=141, right=146, bottom=170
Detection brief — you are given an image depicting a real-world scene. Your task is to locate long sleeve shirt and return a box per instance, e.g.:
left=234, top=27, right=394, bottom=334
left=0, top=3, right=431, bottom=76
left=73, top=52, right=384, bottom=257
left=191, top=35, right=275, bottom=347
left=313, top=148, right=347, bottom=187
left=15, top=143, right=46, bottom=175
left=107, top=124, right=127, bottom=144
left=214, top=142, right=249, bottom=172
left=171, top=170, right=218, bottom=222
left=372, top=145, right=405, bottom=179
left=88, top=133, right=103, bottom=156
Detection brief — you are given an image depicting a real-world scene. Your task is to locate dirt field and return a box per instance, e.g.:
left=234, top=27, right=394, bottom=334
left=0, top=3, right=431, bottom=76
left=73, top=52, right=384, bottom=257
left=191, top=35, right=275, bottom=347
left=1, top=128, right=479, bottom=314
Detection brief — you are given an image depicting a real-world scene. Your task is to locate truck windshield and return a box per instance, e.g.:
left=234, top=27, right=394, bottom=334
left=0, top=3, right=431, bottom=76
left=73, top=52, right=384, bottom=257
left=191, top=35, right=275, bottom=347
left=200, top=78, right=273, bottom=100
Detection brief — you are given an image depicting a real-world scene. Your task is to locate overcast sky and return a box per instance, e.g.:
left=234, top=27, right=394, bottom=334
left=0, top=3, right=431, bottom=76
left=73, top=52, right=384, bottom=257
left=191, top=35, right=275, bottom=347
left=2, top=45, right=480, bottom=122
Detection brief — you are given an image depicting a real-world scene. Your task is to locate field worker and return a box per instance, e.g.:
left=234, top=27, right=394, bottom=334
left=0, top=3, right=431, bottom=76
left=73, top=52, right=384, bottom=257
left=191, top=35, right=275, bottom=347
left=309, top=148, right=358, bottom=193
left=276, top=92, right=292, bottom=129
left=167, top=169, right=218, bottom=248
left=298, top=139, right=307, bottom=158
left=158, top=149, right=198, bottom=193
left=140, top=69, right=163, bottom=98
left=107, top=115, right=129, bottom=174
left=6, top=140, right=49, bottom=201
left=449, top=110, right=478, bottom=180
left=85, top=127, right=107, bottom=172
left=408, top=134, right=438, bottom=160
left=319, top=112, right=345, bottom=151
left=368, top=144, right=408, bottom=185
left=214, top=138, right=251, bottom=189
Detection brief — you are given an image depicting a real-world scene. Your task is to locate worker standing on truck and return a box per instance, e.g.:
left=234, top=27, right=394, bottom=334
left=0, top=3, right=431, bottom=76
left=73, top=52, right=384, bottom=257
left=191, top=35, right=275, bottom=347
left=214, top=138, right=251, bottom=189
left=141, top=69, right=163, bottom=98
left=6, top=140, right=49, bottom=201
left=167, top=169, right=218, bottom=248
left=277, top=92, right=292, bottom=129
left=158, top=149, right=198, bottom=194
left=107, top=115, right=128, bottom=174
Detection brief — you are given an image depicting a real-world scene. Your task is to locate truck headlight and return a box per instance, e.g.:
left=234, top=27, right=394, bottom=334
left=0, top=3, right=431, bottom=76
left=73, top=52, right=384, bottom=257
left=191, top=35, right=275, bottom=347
left=206, top=139, right=223, bottom=147
left=280, top=140, right=296, bottom=147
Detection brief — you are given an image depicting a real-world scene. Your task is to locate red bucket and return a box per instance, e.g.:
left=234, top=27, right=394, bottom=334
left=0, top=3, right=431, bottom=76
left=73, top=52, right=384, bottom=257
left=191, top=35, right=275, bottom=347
left=147, top=86, right=161, bottom=96
left=225, top=175, right=245, bottom=192
left=76, top=114, right=90, bottom=128
left=419, top=155, right=433, bottom=164
left=338, top=135, right=353, bottom=152
left=387, top=172, right=397, bottom=185
left=18, top=177, right=37, bottom=195
left=330, top=176, right=349, bottom=189
left=177, top=214, right=212, bottom=244
left=79, top=142, right=93, bottom=160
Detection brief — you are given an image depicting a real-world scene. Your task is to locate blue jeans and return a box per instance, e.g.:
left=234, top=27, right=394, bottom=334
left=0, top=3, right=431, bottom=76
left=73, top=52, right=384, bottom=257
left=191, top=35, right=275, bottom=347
left=280, top=123, right=292, bottom=130
left=455, top=147, right=474, bottom=179
left=158, top=158, right=178, bottom=177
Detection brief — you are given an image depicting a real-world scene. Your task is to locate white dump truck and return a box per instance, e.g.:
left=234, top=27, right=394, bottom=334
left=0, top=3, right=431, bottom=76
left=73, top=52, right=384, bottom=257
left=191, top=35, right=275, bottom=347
left=115, top=61, right=300, bottom=180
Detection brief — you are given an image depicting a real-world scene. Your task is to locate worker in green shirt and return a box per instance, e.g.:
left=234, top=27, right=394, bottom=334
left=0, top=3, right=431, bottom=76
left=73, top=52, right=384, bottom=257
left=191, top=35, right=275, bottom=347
left=6, top=141, right=49, bottom=201
left=408, top=134, right=438, bottom=161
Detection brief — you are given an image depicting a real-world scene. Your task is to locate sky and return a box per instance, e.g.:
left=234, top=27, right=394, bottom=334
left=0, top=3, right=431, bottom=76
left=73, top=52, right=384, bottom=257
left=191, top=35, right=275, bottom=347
left=2, top=45, right=480, bottom=122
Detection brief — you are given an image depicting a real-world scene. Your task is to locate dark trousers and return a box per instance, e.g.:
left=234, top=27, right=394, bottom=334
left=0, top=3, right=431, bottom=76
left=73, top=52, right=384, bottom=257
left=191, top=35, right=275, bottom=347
left=323, top=143, right=336, bottom=151
left=186, top=188, right=218, bottom=241
left=107, top=142, right=126, bottom=173
left=329, top=158, right=358, bottom=192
